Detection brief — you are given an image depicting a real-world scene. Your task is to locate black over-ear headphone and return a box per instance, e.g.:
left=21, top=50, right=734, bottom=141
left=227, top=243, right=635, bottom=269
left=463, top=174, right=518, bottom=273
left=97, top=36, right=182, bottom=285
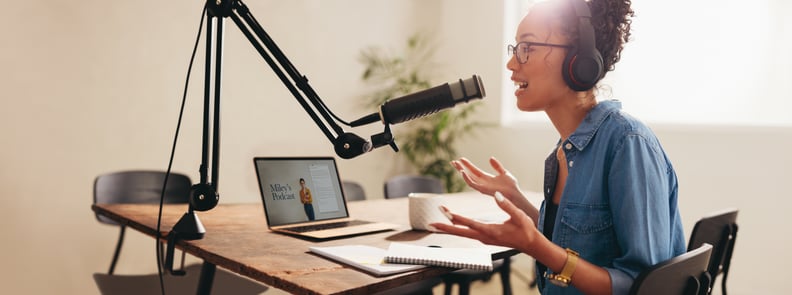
left=562, top=0, right=604, bottom=91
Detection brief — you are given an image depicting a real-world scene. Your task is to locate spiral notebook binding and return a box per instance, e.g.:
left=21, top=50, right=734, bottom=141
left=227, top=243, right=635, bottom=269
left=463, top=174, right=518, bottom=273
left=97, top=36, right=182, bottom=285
left=383, top=243, right=494, bottom=272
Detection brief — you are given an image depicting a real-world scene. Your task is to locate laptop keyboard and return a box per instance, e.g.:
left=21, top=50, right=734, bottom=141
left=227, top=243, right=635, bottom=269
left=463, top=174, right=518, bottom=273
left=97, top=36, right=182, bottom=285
left=283, top=220, right=372, bottom=233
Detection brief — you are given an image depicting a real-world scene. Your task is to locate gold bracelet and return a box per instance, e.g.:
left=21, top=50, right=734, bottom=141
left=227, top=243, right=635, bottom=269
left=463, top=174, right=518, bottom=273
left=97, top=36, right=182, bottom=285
left=545, top=248, right=579, bottom=287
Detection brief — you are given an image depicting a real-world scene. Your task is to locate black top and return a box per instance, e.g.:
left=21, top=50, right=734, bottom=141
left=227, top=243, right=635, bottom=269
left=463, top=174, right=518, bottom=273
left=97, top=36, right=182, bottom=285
left=537, top=201, right=559, bottom=280
left=537, top=147, right=561, bottom=285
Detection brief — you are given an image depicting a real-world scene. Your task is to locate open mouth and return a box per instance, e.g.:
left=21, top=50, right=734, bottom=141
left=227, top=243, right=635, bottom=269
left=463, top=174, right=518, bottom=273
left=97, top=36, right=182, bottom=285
left=514, top=81, right=528, bottom=90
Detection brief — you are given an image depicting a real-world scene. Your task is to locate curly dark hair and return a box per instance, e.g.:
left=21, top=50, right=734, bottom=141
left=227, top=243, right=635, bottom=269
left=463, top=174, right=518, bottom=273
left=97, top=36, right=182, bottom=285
left=560, top=0, right=634, bottom=75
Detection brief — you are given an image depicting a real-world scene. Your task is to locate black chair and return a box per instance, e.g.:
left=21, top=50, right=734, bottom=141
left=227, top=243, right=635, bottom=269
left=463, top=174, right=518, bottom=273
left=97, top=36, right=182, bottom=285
left=384, top=174, right=445, bottom=198
left=688, top=209, right=738, bottom=295
left=629, top=243, right=713, bottom=295
left=384, top=175, right=512, bottom=295
left=342, top=180, right=367, bottom=202
left=372, top=278, right=444, bottom=295
left=94, top=170, right=192, bottom=274
left=93, top=170, right=268, bottom=294
left=443, top=258, right=512, bottom=295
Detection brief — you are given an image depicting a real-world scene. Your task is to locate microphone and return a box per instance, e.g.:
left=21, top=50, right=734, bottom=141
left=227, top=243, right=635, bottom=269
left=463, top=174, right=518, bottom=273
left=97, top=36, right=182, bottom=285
left=350, top=75, right=486, bottom=127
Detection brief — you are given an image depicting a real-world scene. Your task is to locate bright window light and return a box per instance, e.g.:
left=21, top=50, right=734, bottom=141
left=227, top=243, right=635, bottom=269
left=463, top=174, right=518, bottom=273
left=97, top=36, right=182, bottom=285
left=501, top=0, right=792, bottom=127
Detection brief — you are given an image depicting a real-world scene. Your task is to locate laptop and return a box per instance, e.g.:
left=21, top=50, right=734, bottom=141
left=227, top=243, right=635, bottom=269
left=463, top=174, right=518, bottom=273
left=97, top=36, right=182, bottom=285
left=253, top=156, right=400, bottom=239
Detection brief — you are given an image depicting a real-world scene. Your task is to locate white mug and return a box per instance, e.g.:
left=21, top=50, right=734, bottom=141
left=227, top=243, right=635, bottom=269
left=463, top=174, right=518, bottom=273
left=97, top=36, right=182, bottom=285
left=408, top=193, right=451, bottom=232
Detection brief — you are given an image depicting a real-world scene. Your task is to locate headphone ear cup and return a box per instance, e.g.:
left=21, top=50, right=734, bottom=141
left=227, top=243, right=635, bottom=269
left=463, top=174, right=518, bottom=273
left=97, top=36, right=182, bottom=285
left=562, top=48, right=604, bottom=92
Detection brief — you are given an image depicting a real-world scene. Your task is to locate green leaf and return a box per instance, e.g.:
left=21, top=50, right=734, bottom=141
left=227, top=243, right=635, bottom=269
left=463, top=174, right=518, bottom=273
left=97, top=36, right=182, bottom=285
left=358, top=32, right=489, bottom=193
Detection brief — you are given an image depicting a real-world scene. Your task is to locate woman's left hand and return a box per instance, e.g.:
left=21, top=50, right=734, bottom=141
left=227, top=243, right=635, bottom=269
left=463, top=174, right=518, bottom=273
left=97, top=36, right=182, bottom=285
left=430, top=192, right=541, bottom=254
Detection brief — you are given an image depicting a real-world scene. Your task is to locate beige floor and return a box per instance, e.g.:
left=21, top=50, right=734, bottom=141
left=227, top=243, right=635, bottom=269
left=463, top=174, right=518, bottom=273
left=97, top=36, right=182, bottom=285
left=433, top=253, right=541, bottom=295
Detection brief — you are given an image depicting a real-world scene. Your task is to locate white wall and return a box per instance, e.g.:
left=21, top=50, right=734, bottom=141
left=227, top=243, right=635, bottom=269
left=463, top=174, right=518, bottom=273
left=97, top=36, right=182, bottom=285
left=0, top=1, right=788, bottom=294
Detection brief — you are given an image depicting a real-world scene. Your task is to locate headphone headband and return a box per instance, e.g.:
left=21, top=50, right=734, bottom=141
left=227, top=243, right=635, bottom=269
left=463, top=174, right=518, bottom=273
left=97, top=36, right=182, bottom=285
left=570, top=0, right=592, bottom=18
left=571, top=0, right=596, bottom=54
left=562, top=0, right=604, bottom=91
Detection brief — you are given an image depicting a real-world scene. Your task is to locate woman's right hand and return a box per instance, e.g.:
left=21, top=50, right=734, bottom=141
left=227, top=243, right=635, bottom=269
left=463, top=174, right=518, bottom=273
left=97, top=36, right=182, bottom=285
left=451, top=157, right=520, bottom=198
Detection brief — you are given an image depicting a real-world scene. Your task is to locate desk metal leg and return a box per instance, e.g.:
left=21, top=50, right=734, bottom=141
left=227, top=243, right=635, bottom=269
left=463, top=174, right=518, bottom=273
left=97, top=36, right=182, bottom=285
left=196, top=261, right=216, bottom=295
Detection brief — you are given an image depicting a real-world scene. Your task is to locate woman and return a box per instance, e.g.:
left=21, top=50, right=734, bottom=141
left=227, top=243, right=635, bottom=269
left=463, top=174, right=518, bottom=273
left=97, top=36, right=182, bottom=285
left=299, top=178, right=315, bottom=221
left=430, top=0, right=685, bottom=294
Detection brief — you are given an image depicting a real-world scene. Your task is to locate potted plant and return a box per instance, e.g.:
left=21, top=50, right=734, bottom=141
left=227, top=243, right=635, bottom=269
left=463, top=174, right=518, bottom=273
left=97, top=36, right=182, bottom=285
left=358, top=33, right=488, bottom=193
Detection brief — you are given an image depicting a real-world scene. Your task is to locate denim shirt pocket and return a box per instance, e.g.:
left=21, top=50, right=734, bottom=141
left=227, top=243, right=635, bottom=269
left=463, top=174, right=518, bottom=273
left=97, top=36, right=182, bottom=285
left=557, top=202, right=619, bottom=266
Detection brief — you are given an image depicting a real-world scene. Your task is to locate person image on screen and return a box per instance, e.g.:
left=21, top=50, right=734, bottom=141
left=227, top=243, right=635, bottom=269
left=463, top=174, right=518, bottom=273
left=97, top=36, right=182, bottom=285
left=430, top=0, right=685, bottom=294
left=299, top=178, right=315, bottom=221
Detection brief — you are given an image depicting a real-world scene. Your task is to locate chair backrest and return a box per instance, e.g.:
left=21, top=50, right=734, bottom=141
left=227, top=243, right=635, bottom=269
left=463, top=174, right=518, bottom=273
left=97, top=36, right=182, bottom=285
left=93, top=170, right=192, bottom=225
left=341, top=180, right=366, bottom=202
left=629, top=243, right=713, bottom=295
left=687, top=208, right=738, bottom=292
left=383, top=175, right=444, bottom=199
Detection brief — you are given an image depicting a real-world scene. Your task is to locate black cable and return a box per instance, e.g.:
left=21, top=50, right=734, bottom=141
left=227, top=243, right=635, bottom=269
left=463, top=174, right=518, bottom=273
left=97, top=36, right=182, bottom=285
left=155, top=4, right=207, bottom=295
left=233, top=5, right=354, bottom=128
left=314, top=94, right=354, bottom=127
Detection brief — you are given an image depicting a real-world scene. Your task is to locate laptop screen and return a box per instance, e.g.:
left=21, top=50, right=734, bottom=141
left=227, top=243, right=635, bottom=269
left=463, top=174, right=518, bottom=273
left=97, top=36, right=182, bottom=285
left=254, top=157, right=351, bottom=227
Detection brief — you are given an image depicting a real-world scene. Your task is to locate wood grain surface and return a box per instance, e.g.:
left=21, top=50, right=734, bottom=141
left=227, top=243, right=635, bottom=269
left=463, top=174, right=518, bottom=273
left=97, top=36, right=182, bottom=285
left=92, top=193, right=518, bottom=295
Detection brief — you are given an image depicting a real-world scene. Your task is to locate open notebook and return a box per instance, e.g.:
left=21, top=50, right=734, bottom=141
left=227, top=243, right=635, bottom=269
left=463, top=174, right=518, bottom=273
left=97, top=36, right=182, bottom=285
left=309, top=245, right=426, bottom=276
left=253, top=156, right=399, bottom=239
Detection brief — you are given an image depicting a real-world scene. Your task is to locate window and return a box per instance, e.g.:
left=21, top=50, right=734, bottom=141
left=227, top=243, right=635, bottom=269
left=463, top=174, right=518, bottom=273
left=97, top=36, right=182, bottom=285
left=501, top=0, right=792, bottom=127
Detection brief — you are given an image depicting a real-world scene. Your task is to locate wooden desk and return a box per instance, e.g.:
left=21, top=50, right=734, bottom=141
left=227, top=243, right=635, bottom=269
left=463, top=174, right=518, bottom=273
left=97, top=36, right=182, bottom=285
left=92, top=193, right=518, bottom=295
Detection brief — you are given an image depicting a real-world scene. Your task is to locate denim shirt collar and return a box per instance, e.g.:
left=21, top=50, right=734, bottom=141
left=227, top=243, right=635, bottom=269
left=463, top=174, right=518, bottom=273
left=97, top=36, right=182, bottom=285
left=566, top=99, right=622, bottom=151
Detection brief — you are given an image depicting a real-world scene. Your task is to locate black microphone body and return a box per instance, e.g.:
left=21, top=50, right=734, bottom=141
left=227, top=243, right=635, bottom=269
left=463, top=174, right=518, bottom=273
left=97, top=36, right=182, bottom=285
left=382, top=83, right=455, bottom=125
left=350, top=75, right=485, bottom=127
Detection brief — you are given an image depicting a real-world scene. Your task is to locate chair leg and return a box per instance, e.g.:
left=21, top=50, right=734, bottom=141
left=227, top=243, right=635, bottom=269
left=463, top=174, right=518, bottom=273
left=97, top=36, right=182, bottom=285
left=197, top=261, right=217, bottom=295
left=721, top=278, right=727, bottom=295
left=108, top=226, right=126, bottom=275
left=458, top=281, right=471, bottom=295
left=721, top=224, right=737, bottom=295
left=500, top=258, right=512, bottom=295
left=443, top=281, right=453, bottom=295
left=721, top=269, right=730, bottom=295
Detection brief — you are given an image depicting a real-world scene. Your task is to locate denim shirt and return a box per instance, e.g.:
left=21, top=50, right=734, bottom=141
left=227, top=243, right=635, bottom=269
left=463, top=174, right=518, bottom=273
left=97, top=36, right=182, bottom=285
left=535, top=100, right=686, bottom=295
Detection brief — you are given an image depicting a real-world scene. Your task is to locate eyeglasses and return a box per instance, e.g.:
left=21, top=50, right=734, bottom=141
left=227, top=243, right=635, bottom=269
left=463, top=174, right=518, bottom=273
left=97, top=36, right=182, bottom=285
left=507, top=42, right=572, bottom=64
